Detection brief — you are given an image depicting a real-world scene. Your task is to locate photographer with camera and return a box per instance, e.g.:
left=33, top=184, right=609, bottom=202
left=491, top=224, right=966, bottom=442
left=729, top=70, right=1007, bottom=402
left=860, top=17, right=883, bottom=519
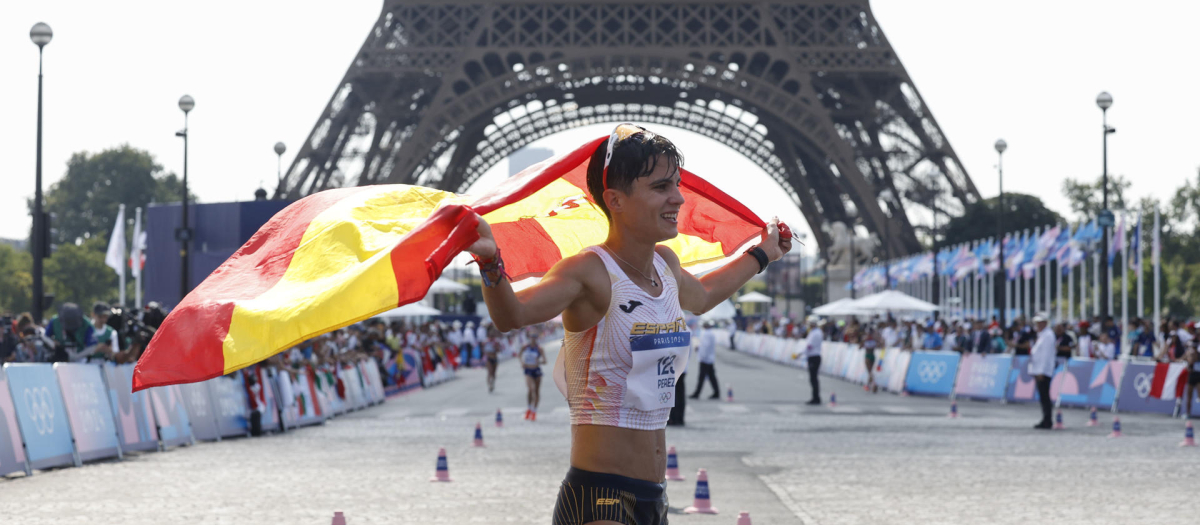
left=84, top=302, right=121, bottom=362
left=43, top=303, right=99, bottom=363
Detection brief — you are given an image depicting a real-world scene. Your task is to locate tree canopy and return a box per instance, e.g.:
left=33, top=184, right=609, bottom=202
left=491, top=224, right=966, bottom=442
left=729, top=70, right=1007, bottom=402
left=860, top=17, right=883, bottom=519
left=942, top=193, right=1064, bottom=247
left=35, top=144, right=191, bottom=247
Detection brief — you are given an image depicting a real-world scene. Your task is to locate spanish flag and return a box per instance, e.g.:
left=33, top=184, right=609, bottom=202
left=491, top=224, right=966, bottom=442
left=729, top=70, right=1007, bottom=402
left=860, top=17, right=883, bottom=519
left=132, top=136, right=765, bottom=391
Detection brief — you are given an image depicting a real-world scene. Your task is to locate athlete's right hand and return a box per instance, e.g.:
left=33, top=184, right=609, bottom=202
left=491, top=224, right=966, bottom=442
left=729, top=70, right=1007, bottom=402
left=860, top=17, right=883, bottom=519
left=466, top=213, right=498, bottom=260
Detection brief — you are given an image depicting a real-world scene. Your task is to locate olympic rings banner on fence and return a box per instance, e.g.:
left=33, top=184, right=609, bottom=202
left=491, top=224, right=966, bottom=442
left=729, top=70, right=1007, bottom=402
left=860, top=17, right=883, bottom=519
left=55, top=363, right=122, bottom=462
left=953, top=354, right=1012, bottom=400
left=102, top=363, right=159, bottom=452
left=904, top=351, right=960, bottom=396
left=3, top=363, right=77, bottom=470
left=0, top=367, right=29, bottom=476
left=1116, top=362, right=1180, bottom=415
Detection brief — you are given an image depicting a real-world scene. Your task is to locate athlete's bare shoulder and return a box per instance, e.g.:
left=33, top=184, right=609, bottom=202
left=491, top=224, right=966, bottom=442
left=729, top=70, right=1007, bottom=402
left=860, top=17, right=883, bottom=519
left=654, top=244, right=684, bottom=281
left=551, top=248, right=609, bottom=288
left=551, top=248, right=611, bottom=330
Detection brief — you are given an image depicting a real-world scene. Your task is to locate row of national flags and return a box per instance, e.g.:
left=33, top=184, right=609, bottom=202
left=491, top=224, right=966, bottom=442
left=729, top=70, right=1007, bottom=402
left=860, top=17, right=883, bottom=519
left=851, top=212, right=1152, bottom=289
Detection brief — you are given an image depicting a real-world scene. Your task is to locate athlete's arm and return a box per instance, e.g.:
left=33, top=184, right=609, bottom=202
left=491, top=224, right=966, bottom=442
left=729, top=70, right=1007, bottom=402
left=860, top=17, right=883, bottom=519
left=466, top=216, right=596, bottom=333
left=666, top=217, right=792, bottom=314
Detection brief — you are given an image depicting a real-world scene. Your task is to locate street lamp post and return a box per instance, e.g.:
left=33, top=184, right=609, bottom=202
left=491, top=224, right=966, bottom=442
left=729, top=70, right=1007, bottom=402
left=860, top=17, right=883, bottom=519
left=1096, top=92, right=1114, bottom=319
left=798, top=232, right=807, bottom=312
left=30, top=22, right=52, bottom=324
left=274, top=142, right=286, bottom=193
left=176, top=95, right=195, bottom=302
left=995, top=139, right=1007, bottom=328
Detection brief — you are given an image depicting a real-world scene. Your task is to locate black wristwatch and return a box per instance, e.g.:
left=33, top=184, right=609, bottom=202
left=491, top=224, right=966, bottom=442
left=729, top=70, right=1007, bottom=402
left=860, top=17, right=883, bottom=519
left=744, top=246, right=768, bottom=274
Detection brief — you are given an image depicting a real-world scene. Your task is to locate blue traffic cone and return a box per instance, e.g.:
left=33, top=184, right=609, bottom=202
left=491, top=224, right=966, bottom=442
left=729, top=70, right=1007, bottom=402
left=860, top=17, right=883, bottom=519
left=495, top=408, right=504, bottom=427
left=828, top=392, right=837, bottom=407
left=1053, top=409, right=1065, bottom=430
left=473, top=422, right=485, bottom=447
left=1108, top=417, right=1122, bottom=438
left=430, top=447, right=452, bottom=481
left=1087, top=407, right=1098, bottom=427
left=947, top=401, right=959, bottom=418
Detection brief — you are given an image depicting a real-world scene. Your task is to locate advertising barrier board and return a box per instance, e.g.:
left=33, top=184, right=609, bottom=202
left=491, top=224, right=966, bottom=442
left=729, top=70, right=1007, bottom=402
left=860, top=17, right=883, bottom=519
left=904, top=351, right=960, bottom=396
left=55, top=363, right=122, bottom=462
left=3, top=363, right=78, bottom=469
left=179, top=381, right=221, bottom=441
left=102, top=363, right=158, bottom=452
left=1050, top=359, right=1121, bottom=408
left=209, top=372, right=250, bottom=438
left=1116, top=362, right=1180, bottom=415
left=953, top=354, right=1012, bottom=400
left=0, top=367, right=29, bottom=476
left=149, top=384, right=194, bottom=448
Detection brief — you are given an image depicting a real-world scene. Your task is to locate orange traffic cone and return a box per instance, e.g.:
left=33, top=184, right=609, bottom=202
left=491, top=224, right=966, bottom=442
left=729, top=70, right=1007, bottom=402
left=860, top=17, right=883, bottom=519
left=683, top=468, right=719, bottom=514
left=430, top=447, right=452, bottom=481
left=1108, top=417, right=1122, bottom=438
left=736, top=511, right=753, bottom=525
left=331, top=512, right=346, bottom=525
left=665, top=446, right=685, bottom=481
left=473, top=422, right=485, bottom=447
left=1181, top=421, right=1196, bottom=447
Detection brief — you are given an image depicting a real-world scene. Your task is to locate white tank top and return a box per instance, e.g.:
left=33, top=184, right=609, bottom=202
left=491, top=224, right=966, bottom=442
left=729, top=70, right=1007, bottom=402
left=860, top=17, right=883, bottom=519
left=553, top=246, right=691, bottom=431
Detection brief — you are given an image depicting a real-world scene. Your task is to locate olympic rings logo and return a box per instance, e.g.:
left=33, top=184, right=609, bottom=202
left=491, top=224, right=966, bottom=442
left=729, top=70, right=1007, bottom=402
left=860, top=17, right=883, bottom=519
left=1133, top=373, right=1153, bottom=399
left=917, top=361, right=948, bottom=383
left=659, top=392, right=673, bottom=403
left=23, top=387, right=56, bottom=435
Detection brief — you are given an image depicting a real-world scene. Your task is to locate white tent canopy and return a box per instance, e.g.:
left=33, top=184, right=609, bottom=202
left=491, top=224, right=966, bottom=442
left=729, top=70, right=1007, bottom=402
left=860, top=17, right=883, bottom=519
left=427, top=277, right=469, bottom=294
left=736, top=291, right=772, bottom=303
left=811, top=297, right=861, bottom=316
left=377, top=302, right=442, bottom=321
left=847, top=290, right=939, bottom=313
left=696, top=299, right=737, bottom=321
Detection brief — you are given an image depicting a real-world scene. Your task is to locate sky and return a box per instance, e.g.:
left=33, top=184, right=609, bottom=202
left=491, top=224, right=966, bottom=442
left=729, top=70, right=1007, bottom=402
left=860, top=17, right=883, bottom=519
left=2, top=1, right=1198, bottom=258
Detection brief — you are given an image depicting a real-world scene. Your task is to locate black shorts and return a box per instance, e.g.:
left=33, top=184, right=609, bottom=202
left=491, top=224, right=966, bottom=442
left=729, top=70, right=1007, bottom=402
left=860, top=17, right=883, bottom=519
left=553, top=467, right=668, bottom=525
left=524, top=367, right=542, bottom=379
left=1188, top=369, right=1200, bottom=387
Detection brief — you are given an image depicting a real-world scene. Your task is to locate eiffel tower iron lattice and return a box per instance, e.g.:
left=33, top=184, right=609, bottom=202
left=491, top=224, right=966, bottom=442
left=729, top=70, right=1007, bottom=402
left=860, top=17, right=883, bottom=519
left=278, top=0, right=979, bottom=255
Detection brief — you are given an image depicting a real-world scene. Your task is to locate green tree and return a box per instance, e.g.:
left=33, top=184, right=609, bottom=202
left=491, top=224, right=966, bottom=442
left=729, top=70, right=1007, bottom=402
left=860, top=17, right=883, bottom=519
left=0, top=243, right=33, bottom=315
left=943, top=193, right=1064, bottom=246
left=35, top=144, right=194, bottom=246
left=44, top=236, right=116, bottom=311
left=1061, top=175, right=1131, bottom=221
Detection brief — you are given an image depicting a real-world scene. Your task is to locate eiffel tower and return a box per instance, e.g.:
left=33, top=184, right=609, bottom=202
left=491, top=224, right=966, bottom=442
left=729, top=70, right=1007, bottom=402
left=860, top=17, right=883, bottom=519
left=277, top=0, right=980, bottom=256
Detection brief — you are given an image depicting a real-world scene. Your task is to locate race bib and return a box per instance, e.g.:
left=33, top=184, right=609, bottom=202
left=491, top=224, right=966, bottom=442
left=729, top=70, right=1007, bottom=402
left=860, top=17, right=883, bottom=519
left=624, top=332, right=691, bottom=411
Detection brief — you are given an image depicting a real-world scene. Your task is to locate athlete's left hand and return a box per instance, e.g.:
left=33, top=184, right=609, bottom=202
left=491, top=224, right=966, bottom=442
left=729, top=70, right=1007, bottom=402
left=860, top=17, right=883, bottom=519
left=760, top=217, right=792, bottom=262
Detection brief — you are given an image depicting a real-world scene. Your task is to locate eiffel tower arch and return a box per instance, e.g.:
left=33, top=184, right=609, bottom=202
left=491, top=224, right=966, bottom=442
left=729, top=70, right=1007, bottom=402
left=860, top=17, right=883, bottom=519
left=278, top=0, right=980, bottom=255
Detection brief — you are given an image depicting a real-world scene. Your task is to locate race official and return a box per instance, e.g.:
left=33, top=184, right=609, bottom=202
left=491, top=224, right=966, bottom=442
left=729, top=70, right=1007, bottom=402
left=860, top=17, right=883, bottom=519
left=1029, top=314, right=1056, bottom=430
left=803, top=319, right=824, bottom=405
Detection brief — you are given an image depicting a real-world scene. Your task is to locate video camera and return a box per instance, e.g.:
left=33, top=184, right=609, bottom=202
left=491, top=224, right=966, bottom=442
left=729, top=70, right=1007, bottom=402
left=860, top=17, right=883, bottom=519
left=106, top=306, right=158, bottom=355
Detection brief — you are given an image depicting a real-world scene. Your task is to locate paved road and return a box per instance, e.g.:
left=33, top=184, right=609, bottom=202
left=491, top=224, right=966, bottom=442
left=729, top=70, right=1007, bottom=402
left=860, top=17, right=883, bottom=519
left=2, top=341, right=1195, bottom=524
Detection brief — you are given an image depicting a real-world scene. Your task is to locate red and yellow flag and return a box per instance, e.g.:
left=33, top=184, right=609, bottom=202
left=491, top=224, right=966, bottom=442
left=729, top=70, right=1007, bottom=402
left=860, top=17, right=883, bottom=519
left=132, top=136, right=765, bottom=391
